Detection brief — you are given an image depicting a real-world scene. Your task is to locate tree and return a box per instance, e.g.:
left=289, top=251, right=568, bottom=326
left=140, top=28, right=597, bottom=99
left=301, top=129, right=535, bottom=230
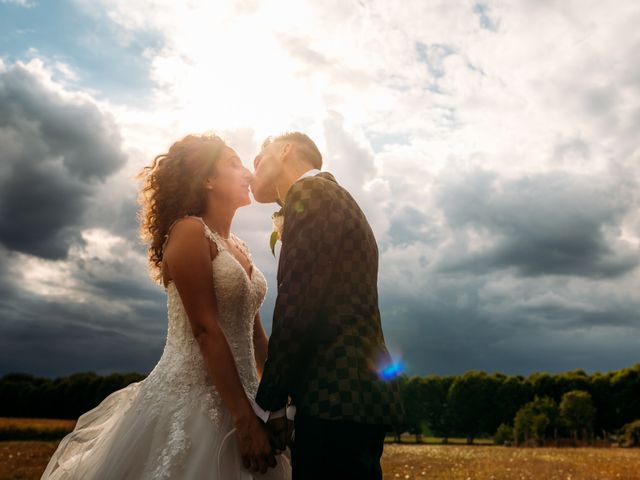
left=448, top=371, right=497, bottom=444
left=555, top=369, right=591, bottom=395
left=0, top=371, right=145, bottom=419
left=559, top=390, right=595, bottom=443
left=513, top=396, right=558, bottom=446
left=527, top=372, right=564, bottom=404
left=401, top=376, right=427, bottom=443
left=589, top=371, right=616, bottom=436
left=619, top=419, right=640, bottom=447
left=492, top=374, right=530, bottom=433
left=422, top=375, right=454, bottom=444
left=610, top=364, right=640, bottom=429
left=494, top=423, right=514, bottom=445
left=392, top=374, right=410, bottom=442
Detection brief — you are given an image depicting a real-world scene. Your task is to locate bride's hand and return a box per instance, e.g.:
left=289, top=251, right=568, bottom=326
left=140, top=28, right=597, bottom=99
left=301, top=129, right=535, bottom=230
left=236, top=414, right=277, bottom=474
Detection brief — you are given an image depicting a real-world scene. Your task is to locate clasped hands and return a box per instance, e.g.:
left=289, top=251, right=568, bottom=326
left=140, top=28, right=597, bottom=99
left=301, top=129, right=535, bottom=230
left=238, top=411, right=294, bottom=474
left=266, top=414, right=295, bottom=454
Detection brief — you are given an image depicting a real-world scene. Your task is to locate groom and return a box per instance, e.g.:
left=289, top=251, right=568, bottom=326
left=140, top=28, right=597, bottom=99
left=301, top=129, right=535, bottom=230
left=251, top=132, right=403, bottom=479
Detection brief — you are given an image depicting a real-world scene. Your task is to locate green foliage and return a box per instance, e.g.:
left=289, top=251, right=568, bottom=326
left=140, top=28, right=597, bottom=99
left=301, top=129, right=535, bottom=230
left=3, top=363, right=640, bottom=443
left=0, top=425, right=72, bottom=441
left=401, top=376, right=427, bottom=440
left=513, top=396, right=558, bottom=445
left=494, top=423, right=514, bottom=445
left=492, top=374, right=530, bottom=432
left=269, top=230, right=279, bottom=256
left=619, top=419, right=640, bottom=447
left=610, top=364, right=640, bottom=428
left=559, top=390, right=595, bottom=439
left=0, top=372, right=145, bottom=419
left=448, top=371, right=499, bottom=443
left=421, top=375, right=454, bottom=440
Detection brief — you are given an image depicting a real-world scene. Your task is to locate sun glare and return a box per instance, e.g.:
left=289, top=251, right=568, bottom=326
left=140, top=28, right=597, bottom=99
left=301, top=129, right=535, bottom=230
left=148, top=2, right=329, bottom=141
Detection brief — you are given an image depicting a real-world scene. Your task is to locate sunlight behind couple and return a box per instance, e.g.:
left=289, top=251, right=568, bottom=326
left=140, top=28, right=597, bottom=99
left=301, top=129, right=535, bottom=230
left=151, top=3, right=331, bottom=143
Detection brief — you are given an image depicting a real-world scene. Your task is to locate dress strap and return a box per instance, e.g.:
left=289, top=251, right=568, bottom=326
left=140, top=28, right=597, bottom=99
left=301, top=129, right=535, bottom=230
left=161, top=218, right=181, bottom=254
left=189, top=216, right=227, bottom=252
left=161, top=215, right=227, bottom=255
left=231, top=234, right=253, bottom=266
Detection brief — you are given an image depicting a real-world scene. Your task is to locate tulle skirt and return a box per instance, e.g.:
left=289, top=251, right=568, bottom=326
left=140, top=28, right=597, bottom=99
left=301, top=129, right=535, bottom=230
left=41, top=381, right=291, bottom=480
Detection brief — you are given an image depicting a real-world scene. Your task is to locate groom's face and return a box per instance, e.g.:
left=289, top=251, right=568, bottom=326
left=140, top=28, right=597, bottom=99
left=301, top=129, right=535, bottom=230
left=251, top=141, right=283, bottom=203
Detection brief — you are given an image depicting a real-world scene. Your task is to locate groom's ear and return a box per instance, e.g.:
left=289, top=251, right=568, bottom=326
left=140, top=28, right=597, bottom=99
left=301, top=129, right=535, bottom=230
left=280, top=142, right=292, bottom=162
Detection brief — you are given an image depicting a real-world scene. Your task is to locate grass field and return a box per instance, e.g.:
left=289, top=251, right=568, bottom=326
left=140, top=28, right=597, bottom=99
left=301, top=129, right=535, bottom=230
left=0, top=418, right=76, bottom=431
left=0, top=418, right=75, bottom=442
left=381, top=444, right=640, bottom=480
left=1, top=440, right=639, bottom=480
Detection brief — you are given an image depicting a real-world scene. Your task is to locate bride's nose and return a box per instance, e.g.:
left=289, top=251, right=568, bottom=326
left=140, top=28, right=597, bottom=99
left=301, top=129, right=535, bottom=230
left=243, top=168, right=255, bottom=182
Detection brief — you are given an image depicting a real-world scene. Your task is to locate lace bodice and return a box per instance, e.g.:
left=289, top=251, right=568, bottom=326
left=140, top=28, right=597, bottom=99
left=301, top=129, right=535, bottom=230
left=138, top=216, right=267, bottom=426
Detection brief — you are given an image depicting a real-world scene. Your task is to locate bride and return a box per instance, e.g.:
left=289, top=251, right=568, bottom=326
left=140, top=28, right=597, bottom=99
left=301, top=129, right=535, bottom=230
left=42, top=134, right=291, bottom=479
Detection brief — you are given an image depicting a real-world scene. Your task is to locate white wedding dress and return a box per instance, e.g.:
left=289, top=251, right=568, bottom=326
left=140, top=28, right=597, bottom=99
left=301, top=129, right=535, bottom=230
left=42, top=217, right=291, bottom=479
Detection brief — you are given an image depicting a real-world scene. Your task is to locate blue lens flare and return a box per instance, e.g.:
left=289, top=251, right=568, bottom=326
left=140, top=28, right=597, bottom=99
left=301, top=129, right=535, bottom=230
left=378, top=360, right=404, bottom=381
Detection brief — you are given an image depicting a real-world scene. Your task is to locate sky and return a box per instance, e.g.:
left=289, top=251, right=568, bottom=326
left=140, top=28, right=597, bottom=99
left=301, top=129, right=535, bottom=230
left=0, top=0, right=638, bottom=378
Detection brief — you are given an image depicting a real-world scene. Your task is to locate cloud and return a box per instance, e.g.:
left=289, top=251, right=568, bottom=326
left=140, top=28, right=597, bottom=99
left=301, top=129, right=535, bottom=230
left=473, top=3, right=500, bottom=32
left=0, top=58, right=167, bottom=376
left=0, top=232, right=167, bottom=376
left=1, top=0, right=639, bottom=378
left=0, top=59, right=126, bottom=259
left=0, top=0, right=34, bottom=7
left=434, top=168, right=639, bottom=278
left=378, top=244, right=640, bottom=375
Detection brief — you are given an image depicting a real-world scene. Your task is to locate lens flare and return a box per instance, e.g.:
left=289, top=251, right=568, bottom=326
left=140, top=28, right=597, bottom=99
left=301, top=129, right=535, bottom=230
left=377, top=359, right=404, bottom=381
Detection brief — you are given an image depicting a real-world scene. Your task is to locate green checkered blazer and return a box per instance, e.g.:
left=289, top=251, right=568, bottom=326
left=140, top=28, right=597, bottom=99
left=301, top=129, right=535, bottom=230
left=255, top=172, right=404, bottom=427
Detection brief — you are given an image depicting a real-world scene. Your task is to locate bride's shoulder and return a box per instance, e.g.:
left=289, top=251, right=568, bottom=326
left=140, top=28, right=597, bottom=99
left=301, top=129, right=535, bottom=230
left=165, top=216, right=205, bottom=242
left=163, top=216, right=218, bottom=257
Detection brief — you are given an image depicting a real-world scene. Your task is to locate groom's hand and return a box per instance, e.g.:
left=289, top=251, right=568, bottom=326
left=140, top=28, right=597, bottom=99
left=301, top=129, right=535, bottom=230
left=266, top=416, right=294, bottom=453
left=236, top=415, right=277, bottom=474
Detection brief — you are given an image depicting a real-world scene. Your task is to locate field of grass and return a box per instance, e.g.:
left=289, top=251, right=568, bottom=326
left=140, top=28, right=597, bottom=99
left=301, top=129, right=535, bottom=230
left=0, top=441, right=59, bottom=480
left=0, top=418, right=75, bottom=442
left=386, top=434, right=495, bottom=445
left=381, top=444, right=640, bottom=480
left=1, top=439, right=639, bottom=480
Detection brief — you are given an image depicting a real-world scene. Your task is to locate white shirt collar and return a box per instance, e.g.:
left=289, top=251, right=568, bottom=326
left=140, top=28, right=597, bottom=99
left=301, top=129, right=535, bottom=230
left=296, top=169, right=321, bottom=182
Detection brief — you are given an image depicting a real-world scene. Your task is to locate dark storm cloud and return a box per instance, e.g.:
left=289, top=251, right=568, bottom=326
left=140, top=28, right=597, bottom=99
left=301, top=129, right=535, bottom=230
left=0, top=60, right=166, bottom=377
left=379, top=275, right=640, bottom=376
left=435, top=168, right=638, bottom=278
left=0, top=62, right=127, bottom=259
left=387, top=205, right=436, bottom=246
left=376, top=159, right=640, bottom=376
left=0, top=244, right=167, bottom=377
left=0, top=307, right=164, bottom=377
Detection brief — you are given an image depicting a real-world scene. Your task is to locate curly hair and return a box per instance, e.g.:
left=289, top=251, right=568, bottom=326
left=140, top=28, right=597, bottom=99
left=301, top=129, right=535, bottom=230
left=137, top=133, right=227, bottom=283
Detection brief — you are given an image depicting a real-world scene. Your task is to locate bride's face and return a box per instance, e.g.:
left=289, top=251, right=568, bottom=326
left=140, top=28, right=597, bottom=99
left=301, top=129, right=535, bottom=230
left=250, top=142, right=283, bottom=204
left=205, top=147, right=253, bottom=208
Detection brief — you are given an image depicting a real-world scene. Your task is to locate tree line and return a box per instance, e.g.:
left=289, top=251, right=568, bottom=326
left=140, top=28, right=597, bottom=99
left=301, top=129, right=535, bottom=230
left=0, top=372, right=145, bottom=419
left=1, top=363, right=638, bottom=447
left=398, top=363, right=640, bottom=446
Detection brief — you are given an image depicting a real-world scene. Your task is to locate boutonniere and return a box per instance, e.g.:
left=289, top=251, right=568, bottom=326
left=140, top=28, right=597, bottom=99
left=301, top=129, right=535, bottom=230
left=269, top=191, right=285, bottom=256
left=269, top=207, right=284, bottom=256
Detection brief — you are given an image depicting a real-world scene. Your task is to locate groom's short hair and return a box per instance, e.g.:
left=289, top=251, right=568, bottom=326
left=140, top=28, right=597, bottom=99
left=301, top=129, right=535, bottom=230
left=262, top=132, right=323, bottom=170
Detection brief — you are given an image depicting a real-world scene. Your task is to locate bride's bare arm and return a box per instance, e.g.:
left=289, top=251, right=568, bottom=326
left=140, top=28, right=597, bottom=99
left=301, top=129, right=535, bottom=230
left=253, top=313, right=268, bottom=380
left=163, top=218, right=275, bottom=473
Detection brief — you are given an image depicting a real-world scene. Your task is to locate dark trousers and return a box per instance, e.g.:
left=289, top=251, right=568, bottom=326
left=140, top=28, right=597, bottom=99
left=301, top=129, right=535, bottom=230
left=291, top=415, right=387, bottom=480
